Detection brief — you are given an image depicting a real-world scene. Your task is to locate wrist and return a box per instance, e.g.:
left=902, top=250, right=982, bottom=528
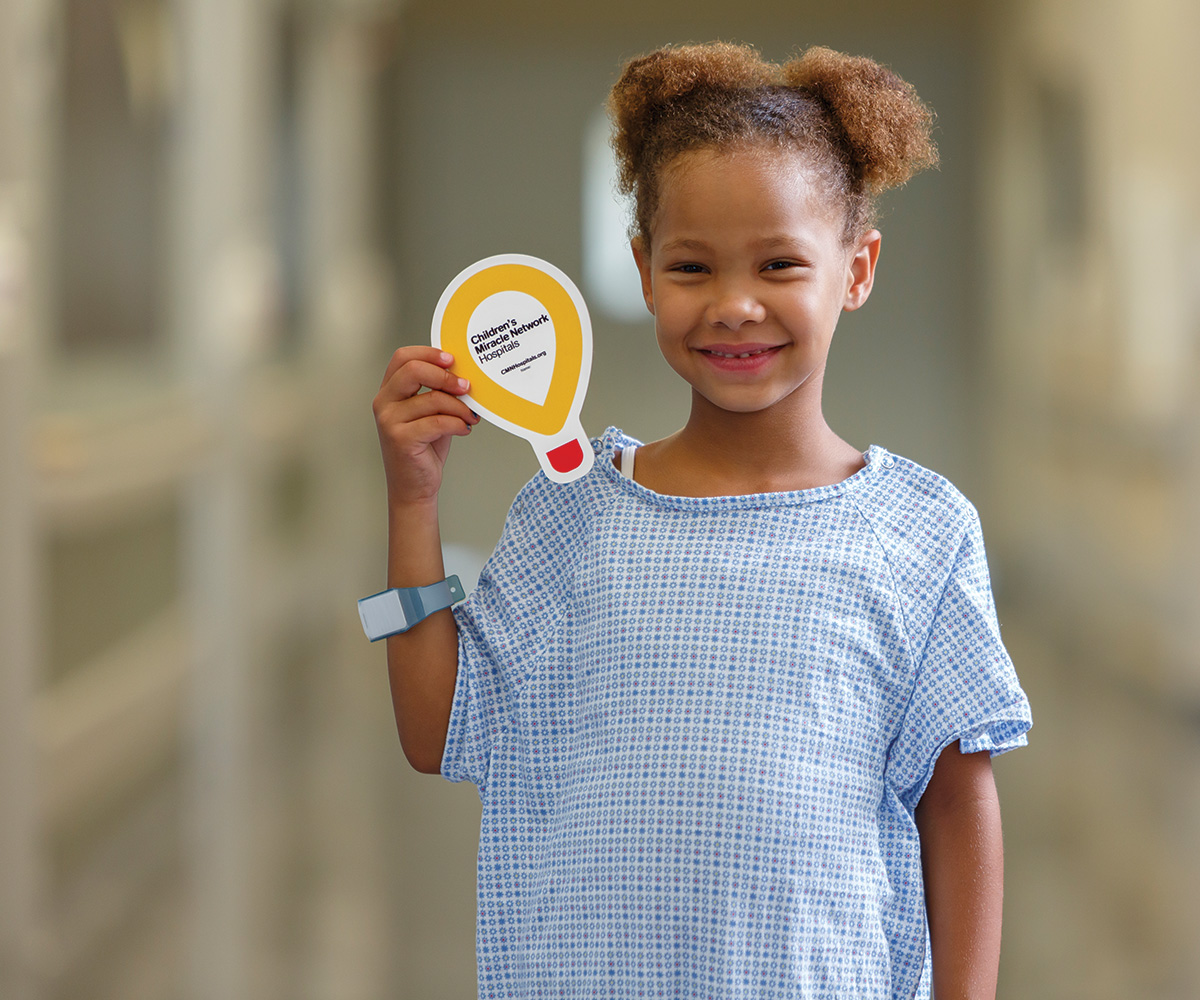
left=387, top=492, right=440, bottom=525
left=386, top=495, right=446, bottom=590
left=382, top=465, right=444, bottom=512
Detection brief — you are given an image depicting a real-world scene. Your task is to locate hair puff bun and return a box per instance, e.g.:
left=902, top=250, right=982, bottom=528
left=608, top=41, right=938, bottom=242
left=608, top=43, right=777, bottom=195
left=782, top=46, right=938, bottom=193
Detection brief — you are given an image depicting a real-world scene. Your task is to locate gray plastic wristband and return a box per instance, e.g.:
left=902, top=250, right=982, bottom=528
left=357, top=575, right=466, bottom=642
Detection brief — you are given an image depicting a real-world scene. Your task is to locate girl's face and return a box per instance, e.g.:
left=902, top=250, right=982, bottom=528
left=632, top=145, right=879, bottom=421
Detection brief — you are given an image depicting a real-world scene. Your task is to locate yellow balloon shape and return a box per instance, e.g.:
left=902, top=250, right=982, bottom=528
left=432, top=254, right=594, bottom=483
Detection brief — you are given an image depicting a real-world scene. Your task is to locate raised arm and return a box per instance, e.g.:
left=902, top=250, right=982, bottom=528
left=372, top=346, right=480, bottom=774
left=914, top=741, right=1004, bottom=1000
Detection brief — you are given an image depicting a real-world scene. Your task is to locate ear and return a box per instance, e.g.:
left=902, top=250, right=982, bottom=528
left=843, top=229, right=881, bottom=312
left=630, top=237, right=655, bottom=316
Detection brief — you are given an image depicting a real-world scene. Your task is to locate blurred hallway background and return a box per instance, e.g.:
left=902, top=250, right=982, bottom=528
left=1, top=1, right=1198, bottom=998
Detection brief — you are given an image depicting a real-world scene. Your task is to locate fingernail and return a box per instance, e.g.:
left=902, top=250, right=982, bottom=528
left=469, top=409, right=480, bottom=420
left=439, top=351, right=453, bottom=364
left=457, top=377, right=470, bottom=390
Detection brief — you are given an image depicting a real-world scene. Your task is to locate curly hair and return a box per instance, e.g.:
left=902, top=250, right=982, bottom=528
left=606, top=42, right=938, bottom=245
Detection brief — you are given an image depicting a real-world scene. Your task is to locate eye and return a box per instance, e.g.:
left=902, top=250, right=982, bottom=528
left=763, top=259, right=799, bottom=272
left=670, top=262, right=707, bottom=274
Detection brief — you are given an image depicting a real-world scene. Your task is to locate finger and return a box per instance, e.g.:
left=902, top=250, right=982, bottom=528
left=377, top=357, right=471, bottom=405
left=377, top=391, right=479, bottom=456
left=379, top=345, right=456, bottom=390
left=402, top=412, right=476, bottom=447
left=389, top=388, right=480, bottom=427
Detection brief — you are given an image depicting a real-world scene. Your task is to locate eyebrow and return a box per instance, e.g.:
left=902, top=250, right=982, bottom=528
left=658, top=235, right=817, bottom=255
left=658, top=238, right=711, bottom=254
left=753, top=235, right=815, bottom=252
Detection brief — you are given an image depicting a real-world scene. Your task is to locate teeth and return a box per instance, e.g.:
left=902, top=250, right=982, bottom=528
left=709, top=348, right=769, bottom=358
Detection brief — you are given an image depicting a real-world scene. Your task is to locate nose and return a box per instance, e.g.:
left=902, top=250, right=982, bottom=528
left=704, top=280, right=766, bottom=330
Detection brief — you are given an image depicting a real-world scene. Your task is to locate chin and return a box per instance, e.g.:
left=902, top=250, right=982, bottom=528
left=703, top=393, right=789, bottom=415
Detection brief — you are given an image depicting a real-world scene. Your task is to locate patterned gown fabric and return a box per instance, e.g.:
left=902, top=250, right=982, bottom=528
left=442, top=427, right=1031, bottom=1000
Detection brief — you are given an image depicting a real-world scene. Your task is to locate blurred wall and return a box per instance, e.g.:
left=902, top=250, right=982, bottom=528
left=1, top=2, right=406, bottom=998
left=980, top=0, right=1200, bottom=995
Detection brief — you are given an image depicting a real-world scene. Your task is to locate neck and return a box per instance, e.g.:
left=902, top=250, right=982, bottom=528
left=639, top=378, right=865, bottom=496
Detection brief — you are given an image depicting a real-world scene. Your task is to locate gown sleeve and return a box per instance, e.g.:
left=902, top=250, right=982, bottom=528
left=440, top=475, right=579, bottom=788
left=885, top=514, right=1031, bottom=813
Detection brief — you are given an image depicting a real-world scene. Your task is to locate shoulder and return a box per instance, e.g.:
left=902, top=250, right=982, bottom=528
left=851, top=450, right=998, bottom=643
left=855, top=448, right=980, bottom=544
left=502, top=426, right=638, bottom=537
left=850, top=450, right=987, bottom=605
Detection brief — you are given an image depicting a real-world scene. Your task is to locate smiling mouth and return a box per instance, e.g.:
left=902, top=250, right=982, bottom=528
left=699, top=345, right=783, bottom=359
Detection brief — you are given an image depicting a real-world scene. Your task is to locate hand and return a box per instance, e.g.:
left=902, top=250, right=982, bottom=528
left=372, top=346, right=480, bottom=506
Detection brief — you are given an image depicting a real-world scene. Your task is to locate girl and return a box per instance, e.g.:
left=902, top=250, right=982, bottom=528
left=373, top=42, right=1031, bottom=1000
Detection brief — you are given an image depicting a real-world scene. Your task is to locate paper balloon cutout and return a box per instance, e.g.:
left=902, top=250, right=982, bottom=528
left=432, top=254, right=594, bottom=483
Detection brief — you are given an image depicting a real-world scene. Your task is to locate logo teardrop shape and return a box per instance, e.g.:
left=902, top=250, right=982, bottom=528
left=432, top=255, right=594, bottom=483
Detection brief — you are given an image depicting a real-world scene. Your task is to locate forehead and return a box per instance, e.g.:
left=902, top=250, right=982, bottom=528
left=653, top=145, right=844, bottom=241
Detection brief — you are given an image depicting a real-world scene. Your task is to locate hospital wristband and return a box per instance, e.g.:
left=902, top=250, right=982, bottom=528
left=357, top=576, right=466, bottom=641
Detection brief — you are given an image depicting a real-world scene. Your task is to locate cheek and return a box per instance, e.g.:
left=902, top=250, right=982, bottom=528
left=652, top=286, right=698, bottom=327
left=653, top=322, right=675, bottom=357
left=653, top=321, right=691, bottom=375
left=648, top=292, right=680, bottom=336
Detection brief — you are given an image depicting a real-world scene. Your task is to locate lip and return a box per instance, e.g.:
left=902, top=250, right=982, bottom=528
left=695, top=342, right=785, bottom=372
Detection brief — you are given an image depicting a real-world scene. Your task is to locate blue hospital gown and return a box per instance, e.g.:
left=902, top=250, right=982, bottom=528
left=443, top=427, right=1031, bottom=1000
